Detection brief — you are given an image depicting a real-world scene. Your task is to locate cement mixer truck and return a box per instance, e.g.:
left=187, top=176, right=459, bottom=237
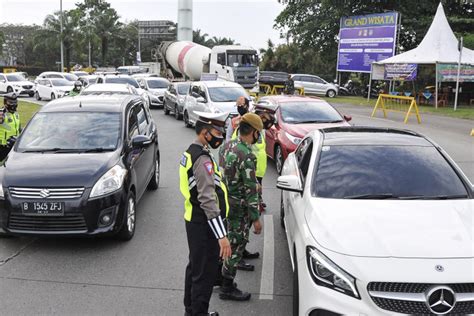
left=159, top=41, right=258, bottom=89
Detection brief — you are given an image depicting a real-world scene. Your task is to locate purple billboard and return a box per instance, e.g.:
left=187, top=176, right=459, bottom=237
left=337, top=12, right=398, bottom=73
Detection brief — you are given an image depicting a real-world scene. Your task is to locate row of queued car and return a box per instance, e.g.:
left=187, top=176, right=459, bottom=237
left=157, top=78, right=474, bottom=316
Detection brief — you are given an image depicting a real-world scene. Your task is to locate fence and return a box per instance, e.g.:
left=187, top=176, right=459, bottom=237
left=371, top=94, right=422, bottom=124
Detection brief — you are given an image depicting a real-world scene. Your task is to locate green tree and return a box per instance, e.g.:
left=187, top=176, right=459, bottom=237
left=193, top=29, right=210, bottom=47
left=0, top=31, right=4, bottom=56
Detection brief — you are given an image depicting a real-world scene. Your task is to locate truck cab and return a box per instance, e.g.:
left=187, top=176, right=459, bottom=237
left=209, top=46, right=258, bottom=89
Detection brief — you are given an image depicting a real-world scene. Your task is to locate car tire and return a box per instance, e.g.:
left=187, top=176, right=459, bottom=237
left=116, top=191, right=136, bottom=241
left=35, top=91, right=41, bottom=101
left=327, top=89, right=336, bottom=98
left=174, top=105, right=182, bottom=120
left=147, top=155, right=160, bottom=190
left=51, top=93, right=56, bottom=100
left=280, top=191, right=285, bottom=228
left=293, top=248, right=299, bottom=316
left=184, top=111, right=192, bottom=128
left=275, top=145, right=284, bottom=175
left=6, top=87, right=13, bottom=93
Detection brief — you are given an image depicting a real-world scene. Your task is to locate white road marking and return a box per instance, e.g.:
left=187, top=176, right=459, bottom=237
left=259, top=214, right=274, bottom=300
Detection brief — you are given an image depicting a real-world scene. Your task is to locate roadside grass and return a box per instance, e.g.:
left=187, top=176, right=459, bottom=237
left=321, top=96, right=474, bottom=120
left=0, top=97, right=41, bottom=124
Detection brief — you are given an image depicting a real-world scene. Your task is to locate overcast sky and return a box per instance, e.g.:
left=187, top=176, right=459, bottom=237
left=0, top=0, right=285, bottom=50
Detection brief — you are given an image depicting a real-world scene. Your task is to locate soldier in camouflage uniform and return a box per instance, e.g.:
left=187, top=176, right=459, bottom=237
left=219, top=113, right=264, bottom=301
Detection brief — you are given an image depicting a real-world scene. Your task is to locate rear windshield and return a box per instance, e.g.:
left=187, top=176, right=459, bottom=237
left=280, top=102, right=343, bottom=124
left=178, top=84, right=190, bottom=95
left=51, top=79, right=74, bottom=86
left=313, top=145, right=468, bottom=199
left=105, top=77, right=139, bottom=88
left=147, top=80, right=169, bottom=89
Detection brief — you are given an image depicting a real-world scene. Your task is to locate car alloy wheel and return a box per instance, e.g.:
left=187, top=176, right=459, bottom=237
left=116, top=192, right=136, bottom=241
left=6, top=86, right=13, bottom=93
left=275, top=145, right=283, bottom=174
left=184, top=111, right=191, bottom=128
left=126, top=196, right=136, bottom=233
left=51, top=93, right=56, bottom=100
left=327, top=89, right=336, bottom=98
left=35, top=91, right=41, bottom=101
left=147, top=158, right=160, bottom=190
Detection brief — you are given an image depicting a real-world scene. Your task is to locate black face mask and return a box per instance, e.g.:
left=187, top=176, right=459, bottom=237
left=252, top=131, right=260, bottom=145
left=237, top=106, right=248, bottom=116
left=262, top=119, right=274, bottom=130
left=206, top=131, right=224, bottom=149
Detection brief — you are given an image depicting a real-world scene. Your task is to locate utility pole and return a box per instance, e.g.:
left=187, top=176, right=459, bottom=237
left=454, top=37, right=463, bottom=111
left=60, top=0, right=64, bottom=72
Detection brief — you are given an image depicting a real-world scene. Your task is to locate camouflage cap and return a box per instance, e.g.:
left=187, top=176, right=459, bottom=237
left=241, top=113, right=263, bottom=131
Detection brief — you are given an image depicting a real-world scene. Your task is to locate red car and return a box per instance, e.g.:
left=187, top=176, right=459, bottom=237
left=260, top=95, right=351, bottom=173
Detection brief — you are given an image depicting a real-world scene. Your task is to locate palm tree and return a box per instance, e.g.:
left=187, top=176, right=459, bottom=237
left=193, top=29, right=210, bottom=47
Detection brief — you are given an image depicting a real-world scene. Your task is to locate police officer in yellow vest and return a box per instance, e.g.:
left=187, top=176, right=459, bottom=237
left=180, top=111, right=232, bottom=316
left=0, top=93, right=21, bottom=161
left=228, top=103, right=276, bottom=271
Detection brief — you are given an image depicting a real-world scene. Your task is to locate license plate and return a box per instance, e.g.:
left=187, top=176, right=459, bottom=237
left=21, top=202, right=65, bottom=216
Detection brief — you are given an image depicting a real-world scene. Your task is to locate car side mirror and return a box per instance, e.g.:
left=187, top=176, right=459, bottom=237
left=344, top=115, right=352, bottom=122
left=0, top=80, right=5, bottom=83
left=140, top=82, right=146, bottom=89
left=47, top=84, right=52, bottom=87
left=131, top=135, right=152, bottom=148
left=277, top=175, right=303, bottom=193
left=196, top=96, right=207, bottom=103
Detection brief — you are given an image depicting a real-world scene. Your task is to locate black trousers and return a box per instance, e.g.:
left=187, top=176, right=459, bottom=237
left=0, top=146, right=10, bottom=162
left=184, top=221, right=219, bottom=316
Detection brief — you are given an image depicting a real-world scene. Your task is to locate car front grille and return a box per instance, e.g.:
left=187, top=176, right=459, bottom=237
left=22, top=85, right=33, bottom=89
left=368, top=282, right=474, bottom=315
left=8, top=214, right=88, bottom=232
left=9, top=187, right=85, bottom=199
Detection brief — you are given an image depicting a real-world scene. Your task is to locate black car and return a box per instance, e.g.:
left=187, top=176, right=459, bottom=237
left=0, top=94, right=160, bottom=241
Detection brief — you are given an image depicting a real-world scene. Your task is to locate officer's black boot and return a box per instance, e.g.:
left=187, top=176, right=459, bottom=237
left=243, top=249, right=260, bottom=259
left=219, top=277, right=251, bottom=301
left=237, top=259, right=255, bottom=271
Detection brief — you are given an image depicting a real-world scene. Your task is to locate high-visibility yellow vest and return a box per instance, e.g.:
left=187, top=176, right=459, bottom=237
left=179, top=143, right=229, bottom=222
left=0, top=112, right=20, bottom=146
left=231, top=128, right=267, bottom=178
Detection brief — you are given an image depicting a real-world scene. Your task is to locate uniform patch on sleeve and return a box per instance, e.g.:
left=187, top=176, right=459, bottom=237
left=180, top=154, right=188, bottom=167
left=204, top=161, right=214, bottom=175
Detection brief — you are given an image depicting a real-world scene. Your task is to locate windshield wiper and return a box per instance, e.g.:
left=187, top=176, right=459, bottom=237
left=397, top=194, right=469, bottom=200
left=22, top=148, right=63, bottom=153
left=82, top=148, right=115, bottom=153
left=344, top=193, right=397, bottom=199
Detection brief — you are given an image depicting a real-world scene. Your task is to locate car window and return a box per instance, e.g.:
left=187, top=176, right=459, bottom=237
left=292, top=76, right=301, bottom=81
left=280, top=101, right=343, bottom=124
left=105, top=77, right=140, bottom=88
left=178, top=84, right=190, bottom=95
left=207, top=87, right=247, bottom=102
left=147, top=80, right=168, bottom=89
left=6, top=74, right=24, bottom=82
left=312, top=76, right=324, bottom=84
left=17, top=112, right=121, bottom=151
left=46, top=74, right=64, bottom=79
left=191, top=85, right=200, bottom=97
left=217, top=53, right=226, bottom=65
left=51, top=79, right=73, bottom=87
left=0, top=74, right=5, bottom=81
left=136, top=104, right=148, bottom=135
left=128, top=106, right=140, bottom=140
left=313, top=145, right=469, bottom=199
left=299, top=142, right=313, bottom=179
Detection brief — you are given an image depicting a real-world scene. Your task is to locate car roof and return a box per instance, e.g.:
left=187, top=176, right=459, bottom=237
left=40, top=95, right=140, bottom=113
left=144, top=77, right=169, bottom=82
left=260, top=95, right=324, bottom=104
left=198, top=80, right=243, bottom=88
left=291, top=74, right=320, bottom=77
left=83, top=83, right=132, bottom=92
left=313, top=127, right=433, bottom=146
left=103, top=74, right=134, bottom=78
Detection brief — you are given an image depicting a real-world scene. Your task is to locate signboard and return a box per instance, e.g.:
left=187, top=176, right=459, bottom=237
left=437, top=63, right=474, bottom=82
left=138, top=20, right=176, bottom=41
left=371, top=63, right=385, bottom=80
left=337, top=12, right=398, bottom=73
left=384, top=63, right=417, bottom=80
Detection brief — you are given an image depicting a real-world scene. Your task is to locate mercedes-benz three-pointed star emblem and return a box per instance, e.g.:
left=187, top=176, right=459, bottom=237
left=426, top=286, right=456, bottom=315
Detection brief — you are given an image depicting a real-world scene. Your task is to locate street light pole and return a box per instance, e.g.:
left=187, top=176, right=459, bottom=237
left=60, top=0, right=64, bottom=72
left=137, top=27, right=141, bottom=64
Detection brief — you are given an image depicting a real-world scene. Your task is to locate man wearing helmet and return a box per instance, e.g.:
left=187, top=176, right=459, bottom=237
left=69, top=81, right=83, bottom=97
left=0, top=93, right=21, bottom=161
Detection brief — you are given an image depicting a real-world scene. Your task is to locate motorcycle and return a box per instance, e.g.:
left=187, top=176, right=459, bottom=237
left=363, top=82, right=386, bottom=99
left=335, top=80, right=361, bottom=96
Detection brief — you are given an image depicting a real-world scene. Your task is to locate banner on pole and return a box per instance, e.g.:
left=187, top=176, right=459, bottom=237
left=337, top=12, right=398, bottom=73
left=384, top=63, right=417, bottom=80
left=437, top=63, right=474, bottom=82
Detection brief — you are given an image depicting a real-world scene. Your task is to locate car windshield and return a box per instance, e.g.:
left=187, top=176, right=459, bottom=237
left=208, top=87, right=247, bottom=102
left=63, top=74, right=78, bottom=81
left=17, top=112, right=121, bottom=152
left=313, top=145, right=469, bottom=199
left=280, top=101, right=343, bottom=124
left=178, top=84, right=190, bottom=95
left=147, top=80, right=168, bottom=89
left=6, top=74, right=25, bottom=82
left=105, top=77, right=139, bottom=88
left=227, top=53, right=257, bottom=67
left=88, top=78, right=97, bottom=84
left=51, top=79, right=74, bottom=87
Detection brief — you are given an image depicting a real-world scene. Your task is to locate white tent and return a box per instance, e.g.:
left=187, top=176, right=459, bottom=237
left=377, top=2, right=474, bottom=65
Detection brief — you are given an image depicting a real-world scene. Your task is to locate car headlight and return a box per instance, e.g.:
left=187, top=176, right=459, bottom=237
left=178, top=97, right=184, bottom=103
left=306, top=246, right=360, bottom=299
left=0, top=184, right=4, bottom=199
left=285, top=131, right=302, bottom=145
left=90, top=165, right=127, bottom=199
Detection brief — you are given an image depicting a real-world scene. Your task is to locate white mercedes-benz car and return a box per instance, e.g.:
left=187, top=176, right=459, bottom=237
left=277, top=127, right=474, bottom=316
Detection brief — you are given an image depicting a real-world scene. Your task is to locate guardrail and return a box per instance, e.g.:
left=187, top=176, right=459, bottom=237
left=371, top=94, right=421, bottom=124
